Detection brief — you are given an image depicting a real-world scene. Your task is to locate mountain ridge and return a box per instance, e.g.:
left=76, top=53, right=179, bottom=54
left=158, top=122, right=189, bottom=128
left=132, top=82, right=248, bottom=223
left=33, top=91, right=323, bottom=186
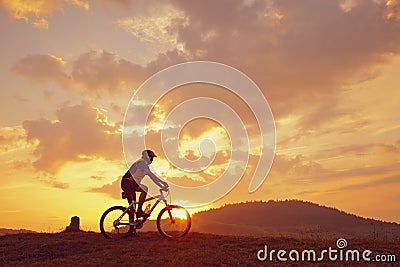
left=2, top=200, right=399, bottom=240
left=0, top=228, right=37, bottom=236
left=190, top=200, right=400, bottom=239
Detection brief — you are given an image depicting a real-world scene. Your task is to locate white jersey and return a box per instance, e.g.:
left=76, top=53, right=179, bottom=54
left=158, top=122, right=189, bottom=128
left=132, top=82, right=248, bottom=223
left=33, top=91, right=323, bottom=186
left=123, top=159, right=149, bottom=184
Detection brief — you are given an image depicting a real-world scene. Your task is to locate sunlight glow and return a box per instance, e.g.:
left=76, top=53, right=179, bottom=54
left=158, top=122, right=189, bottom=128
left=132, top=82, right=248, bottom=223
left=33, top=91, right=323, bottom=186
left=172, top=208, right=189, bottom=219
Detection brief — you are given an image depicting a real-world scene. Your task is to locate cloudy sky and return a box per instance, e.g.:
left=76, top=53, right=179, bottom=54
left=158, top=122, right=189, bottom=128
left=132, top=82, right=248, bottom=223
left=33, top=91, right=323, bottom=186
left=1, top=0, right=399, bottom=232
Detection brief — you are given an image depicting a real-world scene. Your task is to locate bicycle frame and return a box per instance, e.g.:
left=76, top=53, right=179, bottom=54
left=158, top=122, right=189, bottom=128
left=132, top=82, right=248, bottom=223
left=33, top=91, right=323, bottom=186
left=116, top=189, right=169, bottom=228
left=100, top=187, right=191, bottom=239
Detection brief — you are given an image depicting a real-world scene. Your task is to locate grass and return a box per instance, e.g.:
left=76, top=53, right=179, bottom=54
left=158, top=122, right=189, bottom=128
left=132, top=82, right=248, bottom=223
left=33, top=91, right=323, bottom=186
left=0, top=231, right=398, bottom=266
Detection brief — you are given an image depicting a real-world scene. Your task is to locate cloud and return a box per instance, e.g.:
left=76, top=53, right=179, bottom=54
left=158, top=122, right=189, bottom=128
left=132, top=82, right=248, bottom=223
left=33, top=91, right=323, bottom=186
left=68, top=0, right=89, bottom=10
left=116, top=4, right=187, bottom=51
left=38, top=176, right=70, bottom=189
left=167, top=175, right=208, bottom=187
left=88, top=178, right=121, bottom=199
left=330, top=162, right=400, bottom=179
left=279, top=112, right=370, bottom=146
left=78, top=0, right=400, bottom=163
left=71, top=50, right=146, bottom=95
left=12, top=50, right=147, bottom=95
left=0, top=0, right=89, bottom=29
left=13, top=95, right=29, bottom=102
left=32, top=18, right=48, bottom=29
left=265, top=149, right=400, bottom=193
left=97, top=0, right=133, bottom=10
left=270, top=154, right=325, bottom=181
left=178, top=118, right=224, bottom=140
left=386, top=0, right=400, bottom=19
left=8, top=1, right=400, bottom=206
left=12, top=54, right=71, bottom=86
left=168, top=0, right=400, bottom=123
left=11, top=1, right=400, bottom=124
left=0, top=126, right=26, bottom=152
left=89, top=175, right=104, bottom=181
left=316, top=140, right=400, bottom=159
left=22, top=102, right=122, bottom=174
left=123, top=104, right=155, bottom=127
left=335, top=174, right=400, bottom=191
left=9, top=160, right=32, bottom=170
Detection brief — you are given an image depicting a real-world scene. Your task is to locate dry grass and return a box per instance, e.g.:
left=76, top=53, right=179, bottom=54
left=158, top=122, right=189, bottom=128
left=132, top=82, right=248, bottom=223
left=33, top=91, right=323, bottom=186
left=0, top=231, right=398, bottom=266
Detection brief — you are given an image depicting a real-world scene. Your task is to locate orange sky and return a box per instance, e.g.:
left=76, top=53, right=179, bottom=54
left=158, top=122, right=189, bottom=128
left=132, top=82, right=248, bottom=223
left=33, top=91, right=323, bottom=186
left=0, top=0, right=399, bottom=232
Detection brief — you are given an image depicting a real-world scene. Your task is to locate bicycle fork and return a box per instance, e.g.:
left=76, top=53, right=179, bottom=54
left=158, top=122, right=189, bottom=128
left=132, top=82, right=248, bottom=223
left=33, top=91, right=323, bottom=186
left=166, top=206, right=176, bottom=224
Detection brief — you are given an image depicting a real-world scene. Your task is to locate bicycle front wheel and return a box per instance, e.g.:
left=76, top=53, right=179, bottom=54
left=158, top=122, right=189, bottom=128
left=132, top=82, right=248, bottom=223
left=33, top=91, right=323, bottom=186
left=156, top=205, right=191, bottom=239
left=100, top=206, right=132, bottom=239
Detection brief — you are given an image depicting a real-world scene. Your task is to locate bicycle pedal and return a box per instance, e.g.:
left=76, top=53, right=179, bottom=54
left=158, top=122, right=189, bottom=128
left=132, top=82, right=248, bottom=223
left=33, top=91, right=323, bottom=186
left=134, top=219, right=144, bottom=229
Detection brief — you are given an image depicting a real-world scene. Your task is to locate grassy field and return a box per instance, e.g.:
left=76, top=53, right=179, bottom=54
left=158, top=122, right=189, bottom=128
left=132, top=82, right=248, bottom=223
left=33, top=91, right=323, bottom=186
left=0, top=231, right=398, bottom=266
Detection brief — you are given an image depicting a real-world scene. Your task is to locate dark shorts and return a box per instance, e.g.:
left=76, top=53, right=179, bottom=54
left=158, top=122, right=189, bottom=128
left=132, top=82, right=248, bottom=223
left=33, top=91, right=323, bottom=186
left=121, top=178, right=147, bottom=203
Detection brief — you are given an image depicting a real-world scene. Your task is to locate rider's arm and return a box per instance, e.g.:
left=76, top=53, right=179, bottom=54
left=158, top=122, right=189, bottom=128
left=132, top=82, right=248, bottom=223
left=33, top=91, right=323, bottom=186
left=144, top=169, right=168, bottom=188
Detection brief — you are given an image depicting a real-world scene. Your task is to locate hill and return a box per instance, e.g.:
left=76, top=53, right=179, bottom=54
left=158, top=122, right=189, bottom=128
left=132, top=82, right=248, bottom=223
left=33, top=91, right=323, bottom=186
left=190, top=200, right=400, bottom=239
left=0, top=231, right=398, bottom=266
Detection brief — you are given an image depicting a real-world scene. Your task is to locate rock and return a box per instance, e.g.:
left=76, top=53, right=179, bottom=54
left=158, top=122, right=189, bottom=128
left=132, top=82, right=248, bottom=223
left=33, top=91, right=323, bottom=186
left=65, top=216, right=80, bottom=232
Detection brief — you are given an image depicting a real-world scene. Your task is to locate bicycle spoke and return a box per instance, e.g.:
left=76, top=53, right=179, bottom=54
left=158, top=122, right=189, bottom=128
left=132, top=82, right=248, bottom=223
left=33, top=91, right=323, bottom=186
left=157, top=205, right=191, bottom=239
left=100, top=206, right=132, bottom=239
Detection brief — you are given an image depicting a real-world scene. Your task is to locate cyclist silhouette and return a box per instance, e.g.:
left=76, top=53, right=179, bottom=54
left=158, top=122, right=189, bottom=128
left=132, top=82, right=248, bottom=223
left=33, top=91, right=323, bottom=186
left=121, top=150, right=168, bottom=218
left=100, top=152, right=190, bottom=239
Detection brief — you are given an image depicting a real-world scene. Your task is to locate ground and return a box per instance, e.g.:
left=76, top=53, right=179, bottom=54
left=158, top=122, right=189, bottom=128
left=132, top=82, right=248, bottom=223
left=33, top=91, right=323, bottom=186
left=0, top=231, right=398, bottom=266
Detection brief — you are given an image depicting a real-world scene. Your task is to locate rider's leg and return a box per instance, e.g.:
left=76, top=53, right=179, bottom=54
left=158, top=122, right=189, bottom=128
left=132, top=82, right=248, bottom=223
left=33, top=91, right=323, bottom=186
left=121, top=178, right=137, bottom=218
left=136, top=184, right=148, bottom=213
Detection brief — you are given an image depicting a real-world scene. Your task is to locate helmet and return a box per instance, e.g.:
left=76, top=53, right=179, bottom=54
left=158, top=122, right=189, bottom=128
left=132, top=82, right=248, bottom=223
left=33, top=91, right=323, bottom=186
left=142, top=149, right=157, bottom=163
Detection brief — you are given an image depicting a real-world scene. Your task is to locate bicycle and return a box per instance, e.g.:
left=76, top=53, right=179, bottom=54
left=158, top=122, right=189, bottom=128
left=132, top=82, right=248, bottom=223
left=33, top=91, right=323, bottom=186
left=99, top=187, right=191, bottom=239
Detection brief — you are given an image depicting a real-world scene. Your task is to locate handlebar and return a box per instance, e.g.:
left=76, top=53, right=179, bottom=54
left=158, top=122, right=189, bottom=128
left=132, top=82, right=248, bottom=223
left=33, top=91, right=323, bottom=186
left=160, top=185, right=169, bottom=193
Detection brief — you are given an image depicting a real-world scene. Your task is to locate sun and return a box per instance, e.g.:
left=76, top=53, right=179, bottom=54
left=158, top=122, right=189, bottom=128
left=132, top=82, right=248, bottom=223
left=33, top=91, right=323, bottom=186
left=172, top=207, right=190, bottom=220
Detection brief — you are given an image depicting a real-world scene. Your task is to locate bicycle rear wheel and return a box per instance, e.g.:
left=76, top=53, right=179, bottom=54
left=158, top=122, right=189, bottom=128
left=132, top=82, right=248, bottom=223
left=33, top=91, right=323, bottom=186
left=156, top=205, right=191, bottom=239
left=100, top=206, right=132, bottom=239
